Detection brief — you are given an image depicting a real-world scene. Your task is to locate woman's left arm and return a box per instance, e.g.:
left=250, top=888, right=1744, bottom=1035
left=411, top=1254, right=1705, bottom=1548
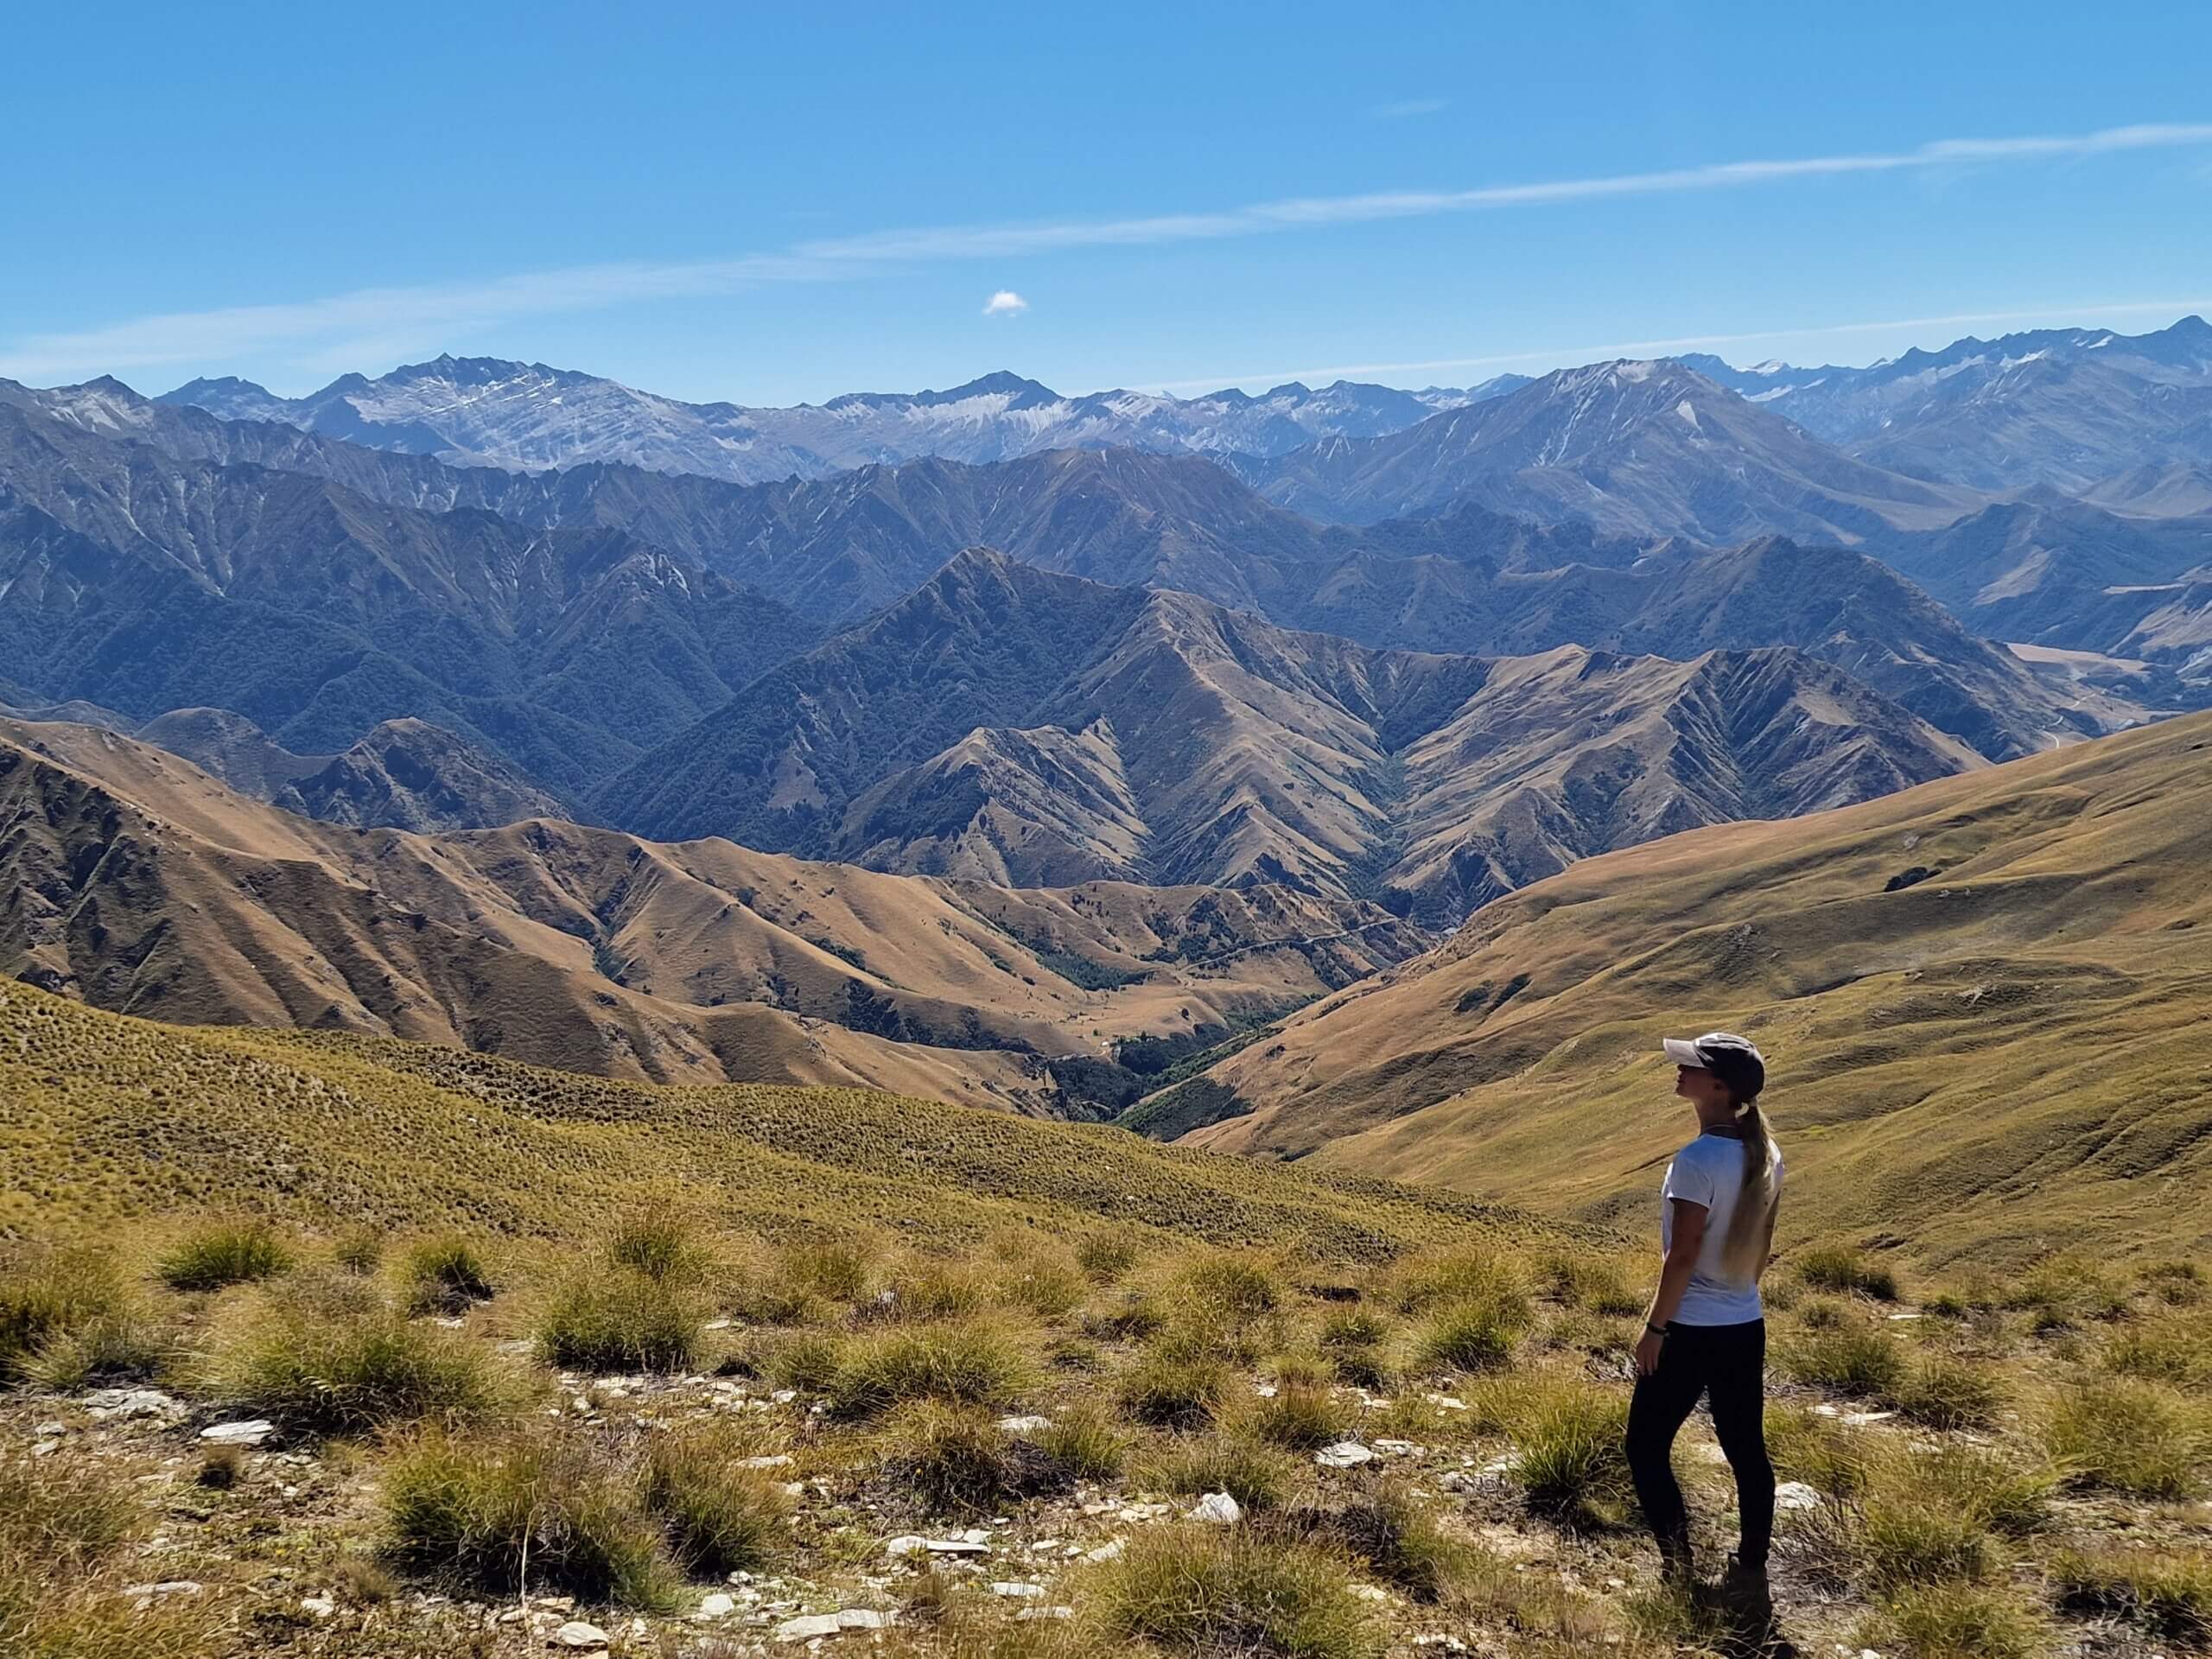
left=1636, top=1198, right=1708, bottom=1377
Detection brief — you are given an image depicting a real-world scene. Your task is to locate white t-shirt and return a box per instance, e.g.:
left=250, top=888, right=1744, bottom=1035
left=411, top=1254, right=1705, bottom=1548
left=1660, top=1129, right=1781, bottom=1326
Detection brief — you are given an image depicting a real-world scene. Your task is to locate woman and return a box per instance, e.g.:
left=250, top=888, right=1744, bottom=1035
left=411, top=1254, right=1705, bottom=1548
left=1628, top=1030, right=1783, bottom=1596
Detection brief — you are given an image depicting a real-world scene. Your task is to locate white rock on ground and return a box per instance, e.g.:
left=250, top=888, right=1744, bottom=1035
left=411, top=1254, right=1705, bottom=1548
left=995, top=1414, right=1052, bottom=1433
left=551, top=1622, right=611, bottom=1649
left=1189, top=1491, right=1242, bottom=1525
left=989, top=1582, right=1045, bottom=1599
left=1083, top=1540, right=1126, bottom=1563
left=885, top=1535, right=989, bottom=1558
left=1774, top=1480, right=1823, bottom=1511
left=699, top=1592, right=737, bottom=1618
left=299, top=1595, right=336, bottom=1618
left=1017, top=1606, right=1076, bottom=1621
left=736, top=1453, right=794, bottom=1468
left=774, top=1614, right=843, bottom=1643
left=200, top=1419, right=276, bottom=1446
left=1315, top=1441, right=1375, bottom=1468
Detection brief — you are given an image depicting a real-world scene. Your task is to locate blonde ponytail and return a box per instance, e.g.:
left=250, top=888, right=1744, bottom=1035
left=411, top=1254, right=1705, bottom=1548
left=1718, top=1098, right=1779, bottom=1283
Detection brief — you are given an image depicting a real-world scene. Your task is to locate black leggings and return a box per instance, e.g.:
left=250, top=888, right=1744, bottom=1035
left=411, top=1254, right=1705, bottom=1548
left=1624, top=1318, right=1774, bottom=1567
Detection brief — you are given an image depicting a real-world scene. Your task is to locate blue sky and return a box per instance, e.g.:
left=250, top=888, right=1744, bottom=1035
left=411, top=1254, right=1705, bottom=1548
left=7, top=1, right=2211, bottom=404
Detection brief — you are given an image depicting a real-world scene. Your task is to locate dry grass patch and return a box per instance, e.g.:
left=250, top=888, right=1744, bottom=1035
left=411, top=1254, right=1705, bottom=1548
left=1117, top=1333, right=1235, bottom=1429
left=876, top=1401, right=1071, bottom=1514
left=400, top=1234, right=497, bottom=1315
left=2052, top=1542, right=2212, bottom=1646
left=639, top=1421, right=793, bottom=1574
left=1795, top=1243, right=1902, bottom=1302
left=156, top=1220, right=292, bottom=1292
left=1032, top=1401, right=1128, bottom=1481
left=2045, top=1376, right=2212, bottom=1497
left=1874, top=1581, right=2047, bottom=1659
left=1508, top=1376, right=1633, bottom=1529
left=219, top=1272, right=504, bottom=1432
left=821, top=1319, right=1033, bottom=1419
left=537, top=1257, right=711, bottom=1374
left=384, top=1429, right=680, bottom=1610
left=1089, top=1525, right=1380, bottom=1659
left=1142, top=1433, right=1303, bottom=1512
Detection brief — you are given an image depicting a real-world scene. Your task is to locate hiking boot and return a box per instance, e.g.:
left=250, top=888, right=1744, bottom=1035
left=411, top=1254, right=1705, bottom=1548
left=1720, top=1553, right=1770, bottom=1610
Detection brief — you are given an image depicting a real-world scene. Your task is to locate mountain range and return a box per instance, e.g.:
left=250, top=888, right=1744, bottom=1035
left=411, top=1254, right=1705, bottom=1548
left=0, top=715, right=1427, bottom=1116
left=1681, top=315, right=2212, bottom=498
left=1168, top=707, right=2212, bottom=1264
left=602, top=548, right=1993, bottom=923
left=160, top=357, right=1524, bottom=482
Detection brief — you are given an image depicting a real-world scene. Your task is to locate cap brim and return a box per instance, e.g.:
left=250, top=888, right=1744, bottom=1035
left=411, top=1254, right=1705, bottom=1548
left=1662, top=1038, right=1705, bottom=1067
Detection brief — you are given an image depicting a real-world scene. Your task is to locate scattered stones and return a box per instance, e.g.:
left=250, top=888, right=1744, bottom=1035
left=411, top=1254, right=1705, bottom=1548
left=1842, top=1410, right=1896, bottom=1427
left=774, top=1613, right=843, bottom=1643
left=86, top=1388, right=181, bottom=1421
left=1372, top=1438, right=1421, bottom=1457
left=1423, top=1393, right=1468, bottom=1411
left=1351, top=1584, right=1391, bottom=1603
left=300, top=1594, right=337, bottom=1619
left=1775, top=1480, right=1823, bottom=1511
left=699, top=1592, right=737, bottom=1618
left=1189, top=1491, right=1242, bottom=1525
left=120, top=1581, right=202, bottom=1609
left=837, top=1610, right=893, bottom=1630
left=989, top=1582, right=1045, bottom=1599
left=33, top=1421, right=68, bottom=1437
left=885, top=1535, right=989, bottom=1558
left=1315, top=1441, right=1375, bottom=1469
left=995, top=1414, right=1052, bottom=1433
left=1083, top=1540, right=1126, bottom=1564
left=200, top=1419, right=276, bottom=1447
left=552, top=1621, right=611, bottom=1649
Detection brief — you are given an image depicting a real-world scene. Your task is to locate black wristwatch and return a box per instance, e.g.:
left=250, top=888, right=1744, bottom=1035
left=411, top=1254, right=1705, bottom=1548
left=1645, top=1322, right=1668, bottom=1338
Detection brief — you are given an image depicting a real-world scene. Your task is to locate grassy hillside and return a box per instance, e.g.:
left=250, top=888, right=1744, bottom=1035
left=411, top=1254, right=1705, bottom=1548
left=0, top=979, right=1567, bottom=1260
left=1, top=717, right=1423, bottom=1116
left=1188, top=710, right=2212, bottom=1268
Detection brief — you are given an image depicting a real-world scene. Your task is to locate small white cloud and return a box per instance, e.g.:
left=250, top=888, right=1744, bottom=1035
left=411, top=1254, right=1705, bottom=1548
left=1373, top=98, right=1448, bottom=119
left=982, top=289, right=1029, bottom=316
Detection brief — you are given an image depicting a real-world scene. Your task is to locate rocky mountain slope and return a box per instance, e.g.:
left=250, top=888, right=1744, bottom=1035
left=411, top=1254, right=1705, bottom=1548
left=1234, top=359, right=1986, bottom=539
left=0, top=717, right=1425, bottom=1114
left=273, top=717, right=572, bottom=832
left=0, top=400, right=817, bottom=785
left=607, top=551, right=1991, bottom=921
left=155, top=357, right=1519, bottom=481
left=1687, top=315, right=2212, bottom=497
left=1174, top=709, right=2212, bottom=1263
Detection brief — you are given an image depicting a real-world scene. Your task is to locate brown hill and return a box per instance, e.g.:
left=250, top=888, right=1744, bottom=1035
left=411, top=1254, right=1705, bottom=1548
left=274, top=716, right=572, bottom=831
left=618, top=553, right=1993, bottom=923
left=1175, top=711, right=2212, bottom=1266
left=0, top=717, right=1427, bottom=1116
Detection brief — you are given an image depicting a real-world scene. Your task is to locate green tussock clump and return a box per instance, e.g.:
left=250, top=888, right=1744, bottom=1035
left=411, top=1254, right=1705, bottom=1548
left=17, top=1311, right=171, bottom=1391
left=2052, top=1543, right=2212, bottom=1646
left=1090, top=1526, right=1380, bottom=1659
left=1032, top=1400, right=1128, bottom=1480
left=819, top=1319, right=1033, bottom=1419
left=400, top=1235, right=497, bottom=1315
left=1143, top=1434, right=1302, bottom=1513
left=220, top=1274, right=502, bottom=1431
left=1778, top=1320, right=1907, bottom=1397
left=875, top=1400, right=1071, bottom=1514
left=3, top=1243, right=139, bottom=1381
left=1247, top=1375, right=1350, bottom=1451
left=1388, top=1247, right=1530, bottom=1317
left=1795, top=1244, right=1902, bottom=1302
left=0, top=1450, right=205, bottom=1659
left=639, top=1423, right=792, bottom=1575
left=1888, top=1351, right=2005, bottom=1431
left=331, top=1225, right=385, bottom=1276
left=537, top=1261, right=710, bottom=1374
left=1510, top=1381, right=1633, bottom=1529
left=1875, top=1582, right=2046, bottom=1659
left=1118, top=1334, right=1235, bottom=1429
left=1537, top=1250, right=1643, bottom=1317
left=1415, top=1294, right=1529, bottom=1375
left=156, top=1220, right=293, bottom=1292
left=607, top=1214, right=713, bottom=1283
left=1287, top=1479, right=1471, bottom=1603
left=1764, top=1402, right=1869, bottom=1501
left=2044, top=1376, right=2212, bottom=1497
left=384, top=1431, right=680, bottom=1610
left=1845, top=1443, right=2054, bottom=1592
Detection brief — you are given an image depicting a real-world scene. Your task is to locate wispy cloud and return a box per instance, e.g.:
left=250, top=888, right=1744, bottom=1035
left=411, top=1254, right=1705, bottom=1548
left=982, top=289, right=1029, bottom=316
left=5, top=121, right=2210, bottom=385
left=1372, top=97, right=1447, bottom=119
left=1135, top=296, right=2212, bottom=392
